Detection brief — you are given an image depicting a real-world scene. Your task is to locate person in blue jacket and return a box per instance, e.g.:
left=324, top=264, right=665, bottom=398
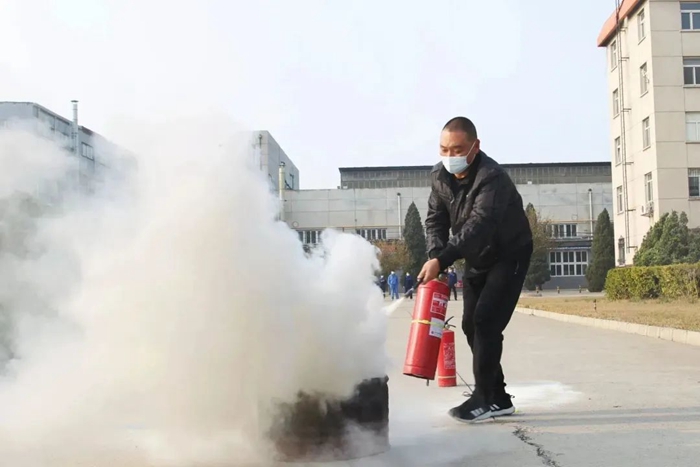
left=387, top=271, right=399, bottom=300
left=447, top=267, right=458, bottom=300
left=403, top=272, right=415, bottom=299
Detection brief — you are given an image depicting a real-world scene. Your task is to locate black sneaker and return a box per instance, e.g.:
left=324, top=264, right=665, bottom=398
left=448, top=394, right=493, bottom=423
left=489, top=393, right=515, bottom=417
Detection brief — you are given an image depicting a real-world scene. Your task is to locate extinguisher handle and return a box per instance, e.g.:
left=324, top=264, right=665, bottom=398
left=444, top=316, right=456, bottom=329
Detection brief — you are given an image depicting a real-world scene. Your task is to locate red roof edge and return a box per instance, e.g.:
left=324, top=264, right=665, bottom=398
left=597, top=0, right=644, bottom=47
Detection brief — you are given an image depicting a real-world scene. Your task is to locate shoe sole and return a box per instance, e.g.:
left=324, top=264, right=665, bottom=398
left=447, top=406, right=516, bottom=424
left=491, top=407, right=516, bottom=417
left=448, top=410, right=494, bottom=424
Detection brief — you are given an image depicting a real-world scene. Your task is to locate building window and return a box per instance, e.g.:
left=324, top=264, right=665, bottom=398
left=686, top=112, right=700, bottom=141
left=640, top=63, right=648, bottom=94
left=549, top=250, right=588, bottom=277
left=645, top=172, right=653, bottom=203
left=549, top=224, right=578, bottom=238
left=81, top=142, right=94, bottom=160
left=355, top=228, right=387, bottom=241
left=681, top=2, right=700, bottom=30
left=610, top=40, right=618, bottom=70
left=298, top=230, right=323, bottom=245
left=638, top=9, right=646, bottom=41
left=684, top=58, right=700, bottom=85
left=642, top=117, right=651, bottom=148
left=615, top=137, right=622, bottom=165
left=618, top=237, right=626, bottom=265
left=616, top=186, right=624, bottom=213
left=612, top=89, right=620, bottom=116
left=689, top=168, right=700, bottom=197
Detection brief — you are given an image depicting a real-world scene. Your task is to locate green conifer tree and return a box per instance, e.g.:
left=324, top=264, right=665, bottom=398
left=586, top=209, right=615, bottom=292
left=403, top=202, right=427, bottom=276
left=523, top=203, right=552, bottom=290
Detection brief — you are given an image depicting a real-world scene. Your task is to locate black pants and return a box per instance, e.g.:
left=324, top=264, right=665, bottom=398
left=461, top=243, right=532, bottom=402
left=449, top=285, right=458, bottom=300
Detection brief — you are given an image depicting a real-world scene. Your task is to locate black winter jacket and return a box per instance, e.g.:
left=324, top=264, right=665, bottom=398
left=425, top=151, right=532, bottom=274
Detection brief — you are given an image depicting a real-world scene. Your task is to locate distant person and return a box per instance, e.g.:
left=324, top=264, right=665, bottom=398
left=417, top=116, right=533, bottom=423
left=447, top=267, right=458, bottom=300
left=403, top=272, right=415, bottom=299
left=379, top=275, right=387, bottom=298
left=387, top=271, right=399, bottom=300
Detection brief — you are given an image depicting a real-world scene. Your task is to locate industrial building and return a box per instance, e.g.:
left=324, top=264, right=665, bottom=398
left=0, top=101, right=134, bottom=196
left=283, top=161, right=613, bottom=289
left=598, top=0, right=700, bottom=265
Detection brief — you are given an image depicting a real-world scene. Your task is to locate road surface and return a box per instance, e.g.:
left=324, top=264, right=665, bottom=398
left=287, top=296, right=700, bottom=466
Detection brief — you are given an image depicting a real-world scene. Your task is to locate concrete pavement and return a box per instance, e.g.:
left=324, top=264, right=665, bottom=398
left=287, top=296, right=700, bottom=466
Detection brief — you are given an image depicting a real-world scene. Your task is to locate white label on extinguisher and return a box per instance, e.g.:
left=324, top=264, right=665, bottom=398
left=429, top=318, right=445, bottom=339
left=430, top=294, right=448, bottom=316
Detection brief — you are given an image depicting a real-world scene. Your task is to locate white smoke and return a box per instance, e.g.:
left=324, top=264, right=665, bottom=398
left=0, top=116, right=388, bottom=466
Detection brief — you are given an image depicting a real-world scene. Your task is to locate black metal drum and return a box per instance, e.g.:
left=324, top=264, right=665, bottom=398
left=268, top=376, right=390, bottom=462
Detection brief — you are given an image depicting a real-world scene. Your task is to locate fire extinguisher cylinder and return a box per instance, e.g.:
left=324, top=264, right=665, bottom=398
left=437, top=316, right=457, bottom=387
left=402, top=279, right=450, bottom=380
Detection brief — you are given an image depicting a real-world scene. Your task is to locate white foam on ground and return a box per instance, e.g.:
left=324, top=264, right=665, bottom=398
left=508, top=381, right=583, bottom=410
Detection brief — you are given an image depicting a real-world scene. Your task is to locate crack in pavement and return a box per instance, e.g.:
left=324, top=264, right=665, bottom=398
left=513, top=425, right=562, bottom=467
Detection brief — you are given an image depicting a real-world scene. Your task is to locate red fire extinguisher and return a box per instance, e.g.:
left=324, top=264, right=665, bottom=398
left=437, top=316, right=457, bottom=387
left=403, top=279, right=450, bottom=381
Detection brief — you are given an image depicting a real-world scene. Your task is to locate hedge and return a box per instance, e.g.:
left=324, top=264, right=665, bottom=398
left=605, top=263, right=700, bottom=300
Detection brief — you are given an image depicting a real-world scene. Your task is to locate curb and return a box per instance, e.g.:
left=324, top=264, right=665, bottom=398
left=514, top=306, right=700, bottom=348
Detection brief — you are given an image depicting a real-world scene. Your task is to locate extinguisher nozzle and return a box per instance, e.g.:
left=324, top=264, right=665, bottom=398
left=404, top=278, right=423, bottom=297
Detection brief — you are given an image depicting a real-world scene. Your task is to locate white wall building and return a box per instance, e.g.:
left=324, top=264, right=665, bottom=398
left=284, top=162, right=613, bottom=289
left=598, top=0, right=700, bottom=265
left=0, top=101, right=135, bottom=197
left=248, top=130, right=300, bottom=192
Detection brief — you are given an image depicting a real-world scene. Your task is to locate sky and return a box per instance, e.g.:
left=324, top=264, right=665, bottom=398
left=0, top=0, right=615, bottom=189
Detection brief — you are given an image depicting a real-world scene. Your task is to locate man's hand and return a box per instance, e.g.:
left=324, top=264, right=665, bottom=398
left=417, top=258, right=441, bottom=284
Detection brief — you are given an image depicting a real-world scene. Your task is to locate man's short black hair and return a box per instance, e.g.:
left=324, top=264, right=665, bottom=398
left=443, top=116, right=477, bottom=140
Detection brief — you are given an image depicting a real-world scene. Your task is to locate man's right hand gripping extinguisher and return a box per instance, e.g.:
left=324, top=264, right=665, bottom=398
left=403, top=279, right=450, bottom=381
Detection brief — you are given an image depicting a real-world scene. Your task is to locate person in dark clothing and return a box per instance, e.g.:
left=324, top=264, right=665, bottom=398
left=379, top=275, right=387, bottom=298
left=403, top=272, right=415, bottom=299
left=417, top=116, right=533, bottom=423
left=447, top=267, right=458, bottom=300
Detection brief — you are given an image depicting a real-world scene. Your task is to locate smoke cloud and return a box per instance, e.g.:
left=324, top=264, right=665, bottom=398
left=0, top=116, right=388, bottom=466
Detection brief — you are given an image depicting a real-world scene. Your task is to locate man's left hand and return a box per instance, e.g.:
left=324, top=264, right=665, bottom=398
left=418, top=258, right=441, bottom=284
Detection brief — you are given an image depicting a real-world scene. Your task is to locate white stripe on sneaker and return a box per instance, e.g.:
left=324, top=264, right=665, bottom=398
left=490, top=404, right=516, bottom=417
left=469, top=407, right=493, bottom=421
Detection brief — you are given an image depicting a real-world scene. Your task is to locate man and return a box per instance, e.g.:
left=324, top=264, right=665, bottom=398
left=447, top=267, right=458, bottom=300
left=387, top=271, right=399, bottom=300
left=417, top=117, right=533, bottom=423
left=403, top=272, right=415, bottom=299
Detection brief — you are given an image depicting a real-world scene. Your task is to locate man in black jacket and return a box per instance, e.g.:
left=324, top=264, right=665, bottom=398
left=417, top=116, right=533, bottom=423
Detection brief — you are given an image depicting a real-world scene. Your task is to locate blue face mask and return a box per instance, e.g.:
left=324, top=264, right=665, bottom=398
left=440, top=141, right=476, bottom=175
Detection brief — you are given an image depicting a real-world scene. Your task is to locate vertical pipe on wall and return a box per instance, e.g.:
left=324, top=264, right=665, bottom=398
left=279, top=162, right=286, bottom=222
left=588, top=188, right=594, bottom=236
left=397, top=192, right=402, bottom=239
left=71, top=100, right=79, bottom=155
